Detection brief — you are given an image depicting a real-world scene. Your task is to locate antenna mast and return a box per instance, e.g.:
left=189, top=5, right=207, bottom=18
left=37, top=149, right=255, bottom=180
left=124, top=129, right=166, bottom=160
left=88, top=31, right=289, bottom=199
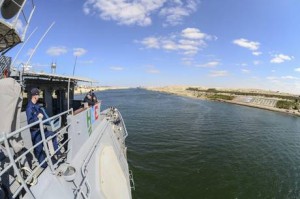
left=11, top=27, right=38, bottom=67
left=25, top=22, right=55, bottom=67
left=72, top=56, right=77, bottom=76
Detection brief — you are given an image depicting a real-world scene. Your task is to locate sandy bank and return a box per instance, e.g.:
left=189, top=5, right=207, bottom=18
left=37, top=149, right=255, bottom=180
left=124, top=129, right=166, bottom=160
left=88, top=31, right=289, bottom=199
left=146, top=86, right=300, bottom=117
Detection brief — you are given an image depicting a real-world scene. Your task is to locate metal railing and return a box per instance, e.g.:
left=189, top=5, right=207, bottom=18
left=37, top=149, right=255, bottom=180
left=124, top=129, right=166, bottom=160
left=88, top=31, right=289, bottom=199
left=74, top=120, right=109, bottom=199
left=117, top=109, right=135, bottom=190
left=115, top=108, right=129, bottom=139
left=73, top=107, right=135, bottom=197
left=109, top=108, right=135, bottom=191
left=0, top=108, right=73, bottom=198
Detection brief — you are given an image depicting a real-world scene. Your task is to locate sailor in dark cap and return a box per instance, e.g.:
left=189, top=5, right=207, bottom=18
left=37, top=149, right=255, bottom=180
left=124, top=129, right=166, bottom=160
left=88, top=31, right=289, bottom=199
left=26, top=88, right=60, bottom=168
left=83, top=89, right=98, bottom=106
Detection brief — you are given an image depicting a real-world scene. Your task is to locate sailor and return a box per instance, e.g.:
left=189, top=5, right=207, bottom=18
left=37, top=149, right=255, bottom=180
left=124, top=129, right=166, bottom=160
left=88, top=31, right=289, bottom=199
left=83, top=89, right=97, bottom=106
left=26, top=88, right=60, bottom=168
left=91, top=89, right=98, bottom=102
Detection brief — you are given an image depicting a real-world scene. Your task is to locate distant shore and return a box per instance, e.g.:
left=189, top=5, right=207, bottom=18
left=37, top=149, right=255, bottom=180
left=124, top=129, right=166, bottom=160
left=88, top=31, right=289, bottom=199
left=146, top=86, right=300, bottom=117
left=74, top=86, right=129, bottom=94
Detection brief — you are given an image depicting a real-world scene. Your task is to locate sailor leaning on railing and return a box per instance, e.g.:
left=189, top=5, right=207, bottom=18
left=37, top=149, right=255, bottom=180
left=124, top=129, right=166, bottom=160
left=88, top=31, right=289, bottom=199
left=83, top=89, right=98, bottom=106
left=25, top=88, right=62, bottom=168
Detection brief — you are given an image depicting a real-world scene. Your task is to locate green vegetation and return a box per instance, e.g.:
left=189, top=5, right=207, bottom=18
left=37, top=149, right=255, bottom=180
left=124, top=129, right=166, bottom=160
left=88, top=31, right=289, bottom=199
left=207, top=94, right=234, bottom=100
left=276, top=100, right=299, bottom=110
left=206, top=88, right=217, bottom=93
left=187, top=87, right=299, bottom=101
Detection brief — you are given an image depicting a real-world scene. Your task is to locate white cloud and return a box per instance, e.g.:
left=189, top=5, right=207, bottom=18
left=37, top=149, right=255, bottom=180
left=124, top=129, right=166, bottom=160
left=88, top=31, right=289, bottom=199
left=266, top=76, right=281, bottom=84
left=181, top=57, right=194, bottom=65
left=179, top=39, right=203, bottom=46
left=162, top=40, right=178, bottom=50
left=294, top=68, right=300, bottom=72
left=46, top=46, right=67, bottom=56
left=266, top=76, right=277, bottom=80
left=83, top=0, right=156, bottom=26
left=267, top=75, right=298, bottom=81
left=253, top=60, right=261, bottom=65
left=83, top=0, right=199, bottom=26
left=271, top=70, right=276, bottom=73
left=73, top=48, right=87, bottom=57
left=138, top=27, right=215, bottom=56
left=15, top=19, right=25, bottom=34
left=22, top=64, right=32, bottom=72
left=265, top=78, right=300, bottom=93
left=79, top=60, right=94, bottom=64
left=144, top=64, right=160, bottom=74
left=181, top=28, right=213, bottom=40
left=146, top=69, right=160, bottom=74
left=110, top=66, right=124, bottom=71
left=159, top=0, right=198, bottom=26
left=30, top=63, right=50, bottom=68
left=141, top=37, right=160, bottom=48
left=198, top=61, right=220, bottom=68
left=252, top=51, right=262, bottom=56
left=209, top=70, right=228, bottom=77
left=281, top=76, right=298, bottom=80
left=270, top=54, right=293, bottom=64
left=27, top=48, right=34, bottom=56
left=233, top=38, right=260, bottom=51
left=235, top=63, right=247, bottom=67
left=83, top=5, right=90, bottom=15
left=241, top=69, right=250, bottom=73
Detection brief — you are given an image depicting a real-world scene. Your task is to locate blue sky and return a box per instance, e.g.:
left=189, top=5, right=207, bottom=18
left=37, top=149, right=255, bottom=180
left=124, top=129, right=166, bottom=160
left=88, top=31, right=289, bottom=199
left=7, top=0, right=300, bottom=93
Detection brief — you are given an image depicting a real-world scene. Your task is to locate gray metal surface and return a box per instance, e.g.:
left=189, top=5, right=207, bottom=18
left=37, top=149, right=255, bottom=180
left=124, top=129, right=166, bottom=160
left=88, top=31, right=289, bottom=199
left=1, top=104, right=133, bottom=198
left=22, top=71, right=94, bottom=83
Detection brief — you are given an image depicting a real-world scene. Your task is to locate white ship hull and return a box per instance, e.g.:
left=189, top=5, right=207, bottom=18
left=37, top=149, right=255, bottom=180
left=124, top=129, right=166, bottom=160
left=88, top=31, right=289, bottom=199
left=1, top=103, right=134, bottom=198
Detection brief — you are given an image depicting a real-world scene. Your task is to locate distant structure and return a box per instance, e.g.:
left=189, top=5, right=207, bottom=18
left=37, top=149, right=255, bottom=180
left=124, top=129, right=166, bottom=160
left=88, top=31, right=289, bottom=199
left=51, top=62, right=56, bottom=74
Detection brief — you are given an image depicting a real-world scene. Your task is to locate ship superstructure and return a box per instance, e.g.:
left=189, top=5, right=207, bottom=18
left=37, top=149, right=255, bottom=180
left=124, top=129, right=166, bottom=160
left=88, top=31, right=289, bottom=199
left=0, top=1, right=134, bottom=198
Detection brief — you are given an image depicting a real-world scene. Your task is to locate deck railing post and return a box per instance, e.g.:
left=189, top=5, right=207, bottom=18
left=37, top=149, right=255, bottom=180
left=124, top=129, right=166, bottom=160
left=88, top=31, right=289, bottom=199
left=3, top=132, right=35, bottom=198
left=39, top=118, right=55, bottom=172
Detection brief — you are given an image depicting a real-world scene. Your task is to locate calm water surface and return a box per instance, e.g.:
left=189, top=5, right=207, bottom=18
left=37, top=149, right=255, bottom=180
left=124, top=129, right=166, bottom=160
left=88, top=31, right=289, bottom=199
left=78, top=89, right=300, bottom=199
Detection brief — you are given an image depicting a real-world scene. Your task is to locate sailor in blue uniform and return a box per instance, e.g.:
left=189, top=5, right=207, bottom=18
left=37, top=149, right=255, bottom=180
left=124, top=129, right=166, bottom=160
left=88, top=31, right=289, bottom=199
left=26, top=88, right=60, bottom=168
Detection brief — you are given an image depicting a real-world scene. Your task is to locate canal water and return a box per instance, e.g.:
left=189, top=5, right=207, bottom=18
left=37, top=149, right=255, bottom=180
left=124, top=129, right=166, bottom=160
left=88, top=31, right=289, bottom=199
left=77, top=89, right=300, bottom=198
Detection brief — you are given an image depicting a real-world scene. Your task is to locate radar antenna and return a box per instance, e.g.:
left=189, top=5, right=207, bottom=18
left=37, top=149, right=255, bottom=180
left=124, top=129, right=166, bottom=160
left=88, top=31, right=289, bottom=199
left=0, top=0, right=35, bottom=54
left=1, top=0, right=24, bottom=19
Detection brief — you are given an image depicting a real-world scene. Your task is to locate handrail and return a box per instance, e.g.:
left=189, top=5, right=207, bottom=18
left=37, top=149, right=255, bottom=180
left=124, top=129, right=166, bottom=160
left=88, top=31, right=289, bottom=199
left=2, top=132, right=35, bottom=198
left=0, top=108, right=73, bottom=198
left=115, top=108, right=128, bottom=139
left=107, top=107, right=134, bottom=192
left=0, top=106, right=133, bottom=198
left=75, top=121, right=108, bottom=199
left=0, top=109, right=71, bottom=142
left=116, top=108, right=135, bottom=191
left=39, top=118, right=55, bottom=172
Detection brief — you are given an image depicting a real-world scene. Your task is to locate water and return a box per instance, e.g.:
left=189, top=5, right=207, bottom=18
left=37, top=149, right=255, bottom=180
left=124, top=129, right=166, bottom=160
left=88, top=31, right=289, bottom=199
left=78, top=89, right=300, bottom=199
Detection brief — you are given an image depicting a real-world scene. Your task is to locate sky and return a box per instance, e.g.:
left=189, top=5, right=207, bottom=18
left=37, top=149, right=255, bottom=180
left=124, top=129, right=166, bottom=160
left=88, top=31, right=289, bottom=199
left=6, top=0, right=300, bottom=94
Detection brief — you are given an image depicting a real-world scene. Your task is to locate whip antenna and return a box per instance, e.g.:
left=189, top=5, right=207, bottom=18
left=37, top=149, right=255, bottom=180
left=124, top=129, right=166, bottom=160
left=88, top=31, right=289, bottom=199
left=25, top=22, right=55, bottom=67
left=12, top=27, right=38, bottom=67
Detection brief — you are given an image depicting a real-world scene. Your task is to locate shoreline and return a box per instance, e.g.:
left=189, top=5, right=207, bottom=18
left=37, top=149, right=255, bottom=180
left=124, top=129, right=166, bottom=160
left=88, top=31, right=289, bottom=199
left=145, top=87, right=300, bottom=117
left=74, top=86, right=130, bottom=94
